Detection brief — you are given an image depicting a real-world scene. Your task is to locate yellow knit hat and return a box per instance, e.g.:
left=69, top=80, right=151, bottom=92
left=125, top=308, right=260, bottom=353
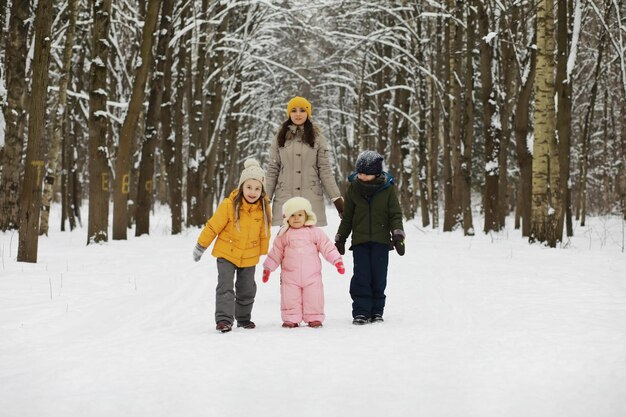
left=286, top=96, right=312, bottom=119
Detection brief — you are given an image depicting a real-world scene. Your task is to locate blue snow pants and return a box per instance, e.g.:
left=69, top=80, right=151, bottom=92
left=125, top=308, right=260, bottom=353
left=350, top=242, right=389, bottom=318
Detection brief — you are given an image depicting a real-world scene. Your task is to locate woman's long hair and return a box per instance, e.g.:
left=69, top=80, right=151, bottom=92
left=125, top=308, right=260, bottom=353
left=232, top=188, right=272, bottom=236
left=276, top=118, right=316, bottom=148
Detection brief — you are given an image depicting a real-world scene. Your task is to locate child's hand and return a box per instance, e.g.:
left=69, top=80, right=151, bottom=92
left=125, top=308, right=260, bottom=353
left=392, top=229, right=405, bottom=256
left=335, top=261, right=345, bottom=274
left=262, top=269, right=271, bottom=283
left=192, top=243, right=206, bottom=262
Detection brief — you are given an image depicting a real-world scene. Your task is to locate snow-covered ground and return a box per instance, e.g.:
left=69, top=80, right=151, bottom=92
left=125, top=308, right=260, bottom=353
left=1, top=205, right=625, bottom=417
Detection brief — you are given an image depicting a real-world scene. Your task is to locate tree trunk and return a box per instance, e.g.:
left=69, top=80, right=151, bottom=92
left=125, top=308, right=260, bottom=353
left=375, top=41, right=391, bottom=157
left=479, top=1, right=500, bottom=233
left=462, top=0, right=475, bottom=236
left=530, top=0, right=560, bottom=246
left=338, top=86, right=350, bottom=194
left=578, top=0, right=612, bottom=226
left=17, top=0, right=54, bottom=263
left=0, top=0, right=6, bottom=48
left=65, top=37, right=88, bottom=232
left=622, top=98, right=626, bottom=220
left=0, top=0, right=30, bottom=231
left=40, top=0, right=79, bottom=236
left=429, top=15, right=442, bottom=229
left=416, top=3, right=430, bottom=227
left=556, top=0, right=573, bottom=237
left=224, top=86, right=243, bottom=194
left=163, top=1, right=187, bottom=235
left=135, top=0, right=173, bottom=236
left=87, top=0, right=113, bottom=244
left=389, top=66, right=410, bottom=213
left=112, top=0, right=161, bottom=240
left=498, top=4, right=518, bottom=228
left=186, top=0, right=210, bottom=227
left=354, top=54, right=367, bottom=150
left=202, top=6, right=228, bottom=218
left=578, top=14, right=608, bottom=226
left=450, top=0, right=465, bottom=231
left=442, top=0, right=455, bottom=232
left=514, top=34, right=536, bottom=236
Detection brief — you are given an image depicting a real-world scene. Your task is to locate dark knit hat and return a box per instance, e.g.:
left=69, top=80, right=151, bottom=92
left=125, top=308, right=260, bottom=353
left=356, top=150, right=384, bottom=175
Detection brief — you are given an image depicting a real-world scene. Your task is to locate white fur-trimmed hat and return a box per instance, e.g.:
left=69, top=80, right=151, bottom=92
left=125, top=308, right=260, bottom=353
left=238, top=159, right=265, bottom=189
left=282, top=197, right=317, bottom=227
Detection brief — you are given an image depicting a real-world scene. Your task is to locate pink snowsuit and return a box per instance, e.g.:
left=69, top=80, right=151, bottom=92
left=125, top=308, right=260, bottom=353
left=263, top=226, right=342, bottom=324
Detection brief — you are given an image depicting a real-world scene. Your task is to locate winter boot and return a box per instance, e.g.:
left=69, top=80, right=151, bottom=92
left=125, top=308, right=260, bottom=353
left=237, top=320, right=256, bottom=329
left=352, top=315, right=369, bottom=325
left=308, top=321, right=323, bottom=328
left=216, top=321, right=232, bottom=333
left=370, top=314, right=384, bottom=323
left=282, top=321, right=299, bottom=328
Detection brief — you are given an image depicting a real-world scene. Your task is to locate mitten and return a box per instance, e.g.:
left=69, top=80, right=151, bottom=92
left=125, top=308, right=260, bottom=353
left=392, top=229, right=405, bottom=256
left=192, top=243, right=206, bottom=262
left=262, top=269, right=271, bottom=283
left=335, top=261, right=345, bottom=274
left=333, top=197, right=344, bottom=219
left=334, top=234, right=345, bottom=255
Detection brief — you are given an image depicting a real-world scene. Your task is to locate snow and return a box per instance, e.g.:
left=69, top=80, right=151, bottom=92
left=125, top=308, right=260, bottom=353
left=567, top=0, right=582, bottom=79
left=93, top=57, right=106, bottom=68
left=1, top=204, right=625, bottom=417
left=485, top=160, right=499, bottom=174
left=0, top=106, right=4, bottom=148
left=483, top=31, right=498, bottom=44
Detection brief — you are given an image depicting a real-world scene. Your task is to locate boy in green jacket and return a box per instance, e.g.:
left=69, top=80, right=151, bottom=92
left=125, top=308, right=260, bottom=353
left=335, top=150, right=405, bottom=325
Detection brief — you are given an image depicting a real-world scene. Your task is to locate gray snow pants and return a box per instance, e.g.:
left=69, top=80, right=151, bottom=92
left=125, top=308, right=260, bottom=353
left=215, top=257, right=257, bottom=324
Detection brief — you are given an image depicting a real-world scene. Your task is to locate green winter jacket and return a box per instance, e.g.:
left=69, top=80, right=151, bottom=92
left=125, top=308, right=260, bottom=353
left=337, top=172, right=404, bottom=248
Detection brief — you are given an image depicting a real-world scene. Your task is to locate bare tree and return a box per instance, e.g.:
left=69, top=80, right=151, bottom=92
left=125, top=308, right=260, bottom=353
left=87, top=0, right=113, bottom=245
left=450, top=0, right=465, bottom=232
left=162, top=0, right=187, bottom=235
left=531, top=0, right=563, bottom=246
left=40, top=0, right=79, bottom=236
left=415, top=2, right=431, bottom=227
left=555, top=0, right=574, bottom=237
left=497, top=2, right=519, bottom=228
left=0, top=0, right=30, bottom=231
left=428, top=13, right=443, bottom=229
left=185, top=0, right=209, bottom=227
left=135, top=0, right=173, bottom=236
left=479, top=0, right=501, bottom=233
left=442, top=0, right=455, bottom=232
left=62, top=24, right=88, bottom=232
left=461, top=0, right=475, bottom=236
left=577, top=0, right=611, bottom=226
left=17, top=0, right=54, bottom=262
left=112, top=0, right=161, bottom=240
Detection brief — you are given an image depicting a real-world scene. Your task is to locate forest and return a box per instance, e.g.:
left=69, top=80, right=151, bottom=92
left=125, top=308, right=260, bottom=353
left=0, top=0, right=625, bottom=262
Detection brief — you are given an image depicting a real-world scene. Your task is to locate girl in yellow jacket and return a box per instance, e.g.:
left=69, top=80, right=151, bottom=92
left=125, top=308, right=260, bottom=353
left=192, top=159, right=271, bottom=333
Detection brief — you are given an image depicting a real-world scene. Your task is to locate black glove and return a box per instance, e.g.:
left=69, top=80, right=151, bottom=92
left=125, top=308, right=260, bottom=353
left=333, top=197, right=344, bottom=219
left=334, top=234, right=346, bottom=255
left=392, top=229, right=405, bottom=256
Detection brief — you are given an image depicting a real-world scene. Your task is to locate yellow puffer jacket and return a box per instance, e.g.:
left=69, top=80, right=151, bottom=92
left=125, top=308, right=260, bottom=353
left=197, top=189, right=271, bottom=268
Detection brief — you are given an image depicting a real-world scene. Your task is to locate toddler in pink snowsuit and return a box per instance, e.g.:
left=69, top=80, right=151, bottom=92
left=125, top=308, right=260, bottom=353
left=262, top=197, right=345, bottom=328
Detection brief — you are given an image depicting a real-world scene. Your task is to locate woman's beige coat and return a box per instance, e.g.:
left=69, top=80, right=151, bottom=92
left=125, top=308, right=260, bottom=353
left=265, top=125, right=341, bottom=226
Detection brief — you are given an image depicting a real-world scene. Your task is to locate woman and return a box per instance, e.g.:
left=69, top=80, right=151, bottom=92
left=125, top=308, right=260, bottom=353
left=265, top=96, right=343, bottom=226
